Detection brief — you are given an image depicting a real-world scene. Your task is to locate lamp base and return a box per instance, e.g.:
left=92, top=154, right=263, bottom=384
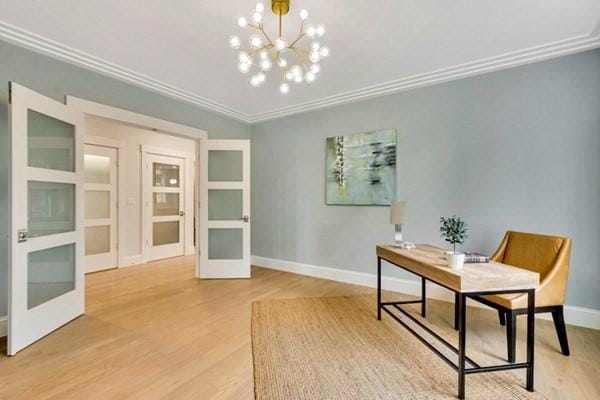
left=392, top=241, right=416, bottom=250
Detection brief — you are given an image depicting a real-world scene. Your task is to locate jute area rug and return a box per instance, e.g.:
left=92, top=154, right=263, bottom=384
left=252, top=295, right=547, bottom=400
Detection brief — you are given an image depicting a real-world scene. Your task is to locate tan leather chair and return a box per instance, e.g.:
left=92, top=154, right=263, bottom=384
left=472, top=231, right=572, bottom=363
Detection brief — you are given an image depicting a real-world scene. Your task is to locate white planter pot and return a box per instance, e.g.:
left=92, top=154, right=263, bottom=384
left=447, top=252, right=465, bottom=270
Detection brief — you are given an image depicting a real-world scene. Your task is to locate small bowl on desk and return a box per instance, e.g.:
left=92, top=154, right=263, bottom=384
left=445, top=252, right=465, bottom=270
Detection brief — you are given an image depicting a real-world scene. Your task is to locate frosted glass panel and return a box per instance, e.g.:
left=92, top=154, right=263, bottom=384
left=153, top=193, right=180, bottom=216
left=84, top=154, right=110, bottom=184
left=153, top=221, right=179, bottom=246
left=85, top=225, right=110, bottom=255
left=153, top=163, right=180, bottom=187
left=29, top=181, right=75, bottom=237
left=208, top=150, right=242, bottom=182
left=28, top=110, right=75, bottom=172
left=28, top=243, right=75, bottom=309
left=208, top=228, right=243, bottom=260
left=85, top=191, right=110, bottom=219
left=208, top=189, right=242, bottom=221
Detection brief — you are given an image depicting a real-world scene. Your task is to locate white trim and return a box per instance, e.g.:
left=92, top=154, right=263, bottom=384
left=67, top=96, right=208, bottom=140
left=120, top=254, right=143, bottom=267
left=0, top=22, right=249, bottom=122
left=85, top=134, right=125, bottom=149
left=249, top=33, right=600, bottom=122
left=251, top=255, right=600, bottom=330
left=140, top=144, right=194, bottom=161
left=1, top=20, right=599, bottom=123
left=0, top=316, right=6, bottom=338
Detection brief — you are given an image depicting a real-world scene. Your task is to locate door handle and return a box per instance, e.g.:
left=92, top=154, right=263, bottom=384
left=17, top=229, right=28, bottom=243
left=241, top=215, right=249, bottom=223
left=179, top=211, right=185, bottom=216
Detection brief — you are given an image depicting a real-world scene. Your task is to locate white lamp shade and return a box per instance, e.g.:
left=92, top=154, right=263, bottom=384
left=390, top=201, right=406, bottom=224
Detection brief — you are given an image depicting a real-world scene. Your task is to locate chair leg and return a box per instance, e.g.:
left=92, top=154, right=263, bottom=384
left=551, top=306, right=570, bottom=356
left=498, top=310, right=506, bottom=326
left=506, top=311, right=517, bottom=363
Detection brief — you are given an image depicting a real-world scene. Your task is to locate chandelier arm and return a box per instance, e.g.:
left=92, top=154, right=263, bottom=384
left=287, top=33, right=306, bottom=49
left=259, top=24, right=275, bottom=46
left=289, top=46, right=309, bottom=55
left=248, top=44, right=274, bottom=56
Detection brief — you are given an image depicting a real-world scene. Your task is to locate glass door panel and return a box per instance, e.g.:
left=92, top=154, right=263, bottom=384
left=208, top=189, right=243, bottom=221
left=84, top=226, right=111, bottom=256
left=28, top=244, right=76, bottom=309
left=28, top=181, right=75, bottom=237
left=28, top=109, right=75, bottom=172
left=153, top=193, right=180, bottom=216
left=84, top=154, right=110, bottom=184
left=208, top=150, right=243, bottom=182
left=84, top=190, right=111, bottom=219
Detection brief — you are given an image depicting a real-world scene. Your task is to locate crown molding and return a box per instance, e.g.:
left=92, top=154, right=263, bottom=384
left=1, top=20, right=599, bottom=125
left=248, top=32, right=600, bottom=123
left=0, top=21, right=252, bottom=123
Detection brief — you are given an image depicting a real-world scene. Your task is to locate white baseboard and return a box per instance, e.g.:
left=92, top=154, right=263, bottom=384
left=0, top=315, right=6, bottom=338
left=119, top=254, right=143, bottom=267
left=251, top=255, right=600, bottom=330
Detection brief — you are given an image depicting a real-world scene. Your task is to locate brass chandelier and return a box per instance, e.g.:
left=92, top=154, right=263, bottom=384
left=228, top=0, right=329, bottom=94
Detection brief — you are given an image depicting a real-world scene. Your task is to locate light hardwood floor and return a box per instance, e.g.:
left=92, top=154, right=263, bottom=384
left=0, top=256, right=598, bottom=400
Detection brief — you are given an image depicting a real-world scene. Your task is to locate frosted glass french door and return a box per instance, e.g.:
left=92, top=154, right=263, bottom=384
left=84, top=145, right=117, bottom=272
left=199, top=140, right=250, bottom=278
left=143, top=154, right=185, bottom=261
left=8, top=83, right=85, bottom=355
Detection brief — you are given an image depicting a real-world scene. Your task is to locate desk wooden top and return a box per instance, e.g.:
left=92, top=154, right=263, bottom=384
left=377, top=244, right=539, bottom=293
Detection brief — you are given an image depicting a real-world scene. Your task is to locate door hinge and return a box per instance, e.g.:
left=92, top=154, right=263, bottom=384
left=8, top=82, right=12, bottom=104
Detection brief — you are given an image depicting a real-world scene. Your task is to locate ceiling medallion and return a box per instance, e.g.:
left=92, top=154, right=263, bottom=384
left=228, top=0, right=329, bottom=94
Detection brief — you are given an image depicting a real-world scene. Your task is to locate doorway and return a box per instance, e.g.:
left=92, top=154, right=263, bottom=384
left=5, top=84, right=251, bottom=355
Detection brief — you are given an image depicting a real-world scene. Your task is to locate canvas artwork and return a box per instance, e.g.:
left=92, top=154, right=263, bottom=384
left=326, top=129, right=397, bottom=205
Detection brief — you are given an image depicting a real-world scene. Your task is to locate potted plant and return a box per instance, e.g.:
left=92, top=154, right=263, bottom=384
left=440, top=215, right=468, bottom=269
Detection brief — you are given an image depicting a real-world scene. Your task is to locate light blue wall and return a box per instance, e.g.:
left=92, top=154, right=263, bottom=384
left=0, top=40, right=252, bottom=317
left=251, top=49, right=600, bottom=310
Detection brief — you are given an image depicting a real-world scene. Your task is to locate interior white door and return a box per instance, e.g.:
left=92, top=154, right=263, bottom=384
left=8, top=82, right=85, bottom=355
left=199, top=140, right=250, bottom=278
left=84, top=145, right=118, bottom=273
left=144, top=153, right=185, bottom=261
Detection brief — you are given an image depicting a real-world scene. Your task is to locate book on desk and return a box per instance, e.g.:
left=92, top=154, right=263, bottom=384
left=463, top=252, right=490, bottom=263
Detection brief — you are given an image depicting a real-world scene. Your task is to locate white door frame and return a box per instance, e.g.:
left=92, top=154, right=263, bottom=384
left=140, top=144, right=195, bottom=263
left=66, top=97, right=207, bottom=276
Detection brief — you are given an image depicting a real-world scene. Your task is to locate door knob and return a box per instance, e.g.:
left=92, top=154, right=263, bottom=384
left=17, top=229, right=28, bottom=243
left=241, top=215, right=249, bottom=223
left=179, top=211, right=185, bottom=216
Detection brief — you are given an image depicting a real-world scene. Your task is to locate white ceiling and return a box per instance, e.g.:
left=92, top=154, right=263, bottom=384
left=1, top=0, right=599, bottom=123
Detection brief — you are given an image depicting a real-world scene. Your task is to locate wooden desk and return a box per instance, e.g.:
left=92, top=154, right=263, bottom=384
left=376, top=244, right=539, bottom=399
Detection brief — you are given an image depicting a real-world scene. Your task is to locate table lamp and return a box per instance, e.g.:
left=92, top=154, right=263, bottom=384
left=390, top=201, right=416, bottom=249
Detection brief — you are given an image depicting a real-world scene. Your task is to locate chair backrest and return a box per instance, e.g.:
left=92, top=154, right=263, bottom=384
left=494, top=231, right=570, bottom=281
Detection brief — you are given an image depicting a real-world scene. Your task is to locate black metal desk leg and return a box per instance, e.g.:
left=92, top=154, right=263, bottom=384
left=454, top=292, right=459, bottom=330
left=421, top=277, right=427, bottom=318
left=377, top=257, right=382, bottom=321
left=458, top=293, right=466, bottom=399
left=526, top=289, right=535, bottom=391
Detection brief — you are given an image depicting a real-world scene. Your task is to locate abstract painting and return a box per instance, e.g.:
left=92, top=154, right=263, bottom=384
left=326, top=129, right=396, bottom=205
